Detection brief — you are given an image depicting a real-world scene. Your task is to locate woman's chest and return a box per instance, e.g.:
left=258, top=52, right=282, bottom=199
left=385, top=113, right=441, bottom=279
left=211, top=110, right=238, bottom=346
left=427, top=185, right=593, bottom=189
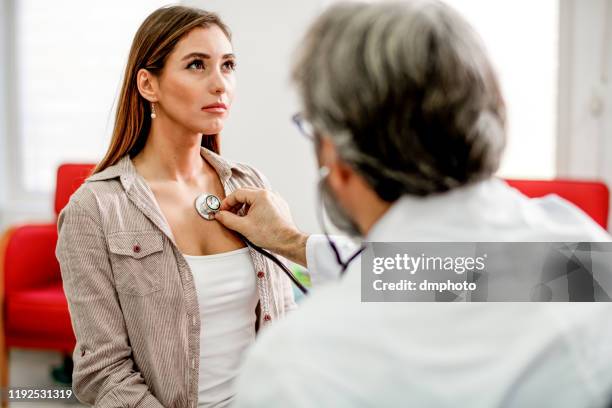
left=152, top=184, right=245, bottom=256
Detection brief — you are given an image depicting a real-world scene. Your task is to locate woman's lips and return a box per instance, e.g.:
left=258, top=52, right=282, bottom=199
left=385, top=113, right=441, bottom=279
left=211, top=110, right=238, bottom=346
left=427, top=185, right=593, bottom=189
left=202, top=103, right=227, bottom=113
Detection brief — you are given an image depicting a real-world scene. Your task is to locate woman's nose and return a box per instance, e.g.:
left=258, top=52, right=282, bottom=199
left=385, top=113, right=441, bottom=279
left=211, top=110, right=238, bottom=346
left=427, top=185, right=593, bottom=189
left=209, top=69, right=227, bottom=95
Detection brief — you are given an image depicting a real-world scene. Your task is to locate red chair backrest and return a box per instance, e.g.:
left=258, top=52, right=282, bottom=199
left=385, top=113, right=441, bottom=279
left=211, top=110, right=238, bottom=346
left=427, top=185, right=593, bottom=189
left=505, top=179, right=610, bottom=229
left=54, top=164, right=96, bottom=217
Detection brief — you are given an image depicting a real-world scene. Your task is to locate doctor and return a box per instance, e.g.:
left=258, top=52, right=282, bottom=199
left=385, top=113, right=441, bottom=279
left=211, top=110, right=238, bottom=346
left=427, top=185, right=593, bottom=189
left=215, top=1, right=612, bottom=407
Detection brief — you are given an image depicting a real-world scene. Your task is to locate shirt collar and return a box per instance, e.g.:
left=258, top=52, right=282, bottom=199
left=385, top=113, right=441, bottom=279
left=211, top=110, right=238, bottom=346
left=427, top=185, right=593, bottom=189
left=86, top=147, right=243, bottom=191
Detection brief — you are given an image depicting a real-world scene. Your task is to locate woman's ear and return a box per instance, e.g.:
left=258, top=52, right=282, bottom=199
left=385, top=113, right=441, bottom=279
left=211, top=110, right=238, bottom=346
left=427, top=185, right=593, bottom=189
left=136, top=68, right=159, bottom=102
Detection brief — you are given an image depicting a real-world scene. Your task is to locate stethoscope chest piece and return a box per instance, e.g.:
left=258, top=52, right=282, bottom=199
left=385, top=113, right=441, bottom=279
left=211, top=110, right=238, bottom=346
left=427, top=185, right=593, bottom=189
left=195, top=193, right=221, bottom=220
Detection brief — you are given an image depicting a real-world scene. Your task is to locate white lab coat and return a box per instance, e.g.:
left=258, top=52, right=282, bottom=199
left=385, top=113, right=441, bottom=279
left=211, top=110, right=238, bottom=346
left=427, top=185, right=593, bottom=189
left=233, top=178, right=612, bottom=408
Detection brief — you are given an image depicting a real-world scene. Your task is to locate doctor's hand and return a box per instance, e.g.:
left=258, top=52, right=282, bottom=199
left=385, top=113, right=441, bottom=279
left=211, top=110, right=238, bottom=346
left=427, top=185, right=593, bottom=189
left=214, top=188, right=308, bottom=267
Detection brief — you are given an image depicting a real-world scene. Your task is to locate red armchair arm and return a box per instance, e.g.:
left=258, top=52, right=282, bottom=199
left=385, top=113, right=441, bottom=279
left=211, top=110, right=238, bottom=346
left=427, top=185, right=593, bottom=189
left=505, top=179, right=610, bottom=229
left=2, top=223, right=60, bottom=296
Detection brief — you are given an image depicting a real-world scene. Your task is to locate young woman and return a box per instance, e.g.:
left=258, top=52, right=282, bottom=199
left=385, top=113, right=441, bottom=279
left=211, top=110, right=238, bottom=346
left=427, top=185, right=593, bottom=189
left=56, top=6, right=296, bottom=407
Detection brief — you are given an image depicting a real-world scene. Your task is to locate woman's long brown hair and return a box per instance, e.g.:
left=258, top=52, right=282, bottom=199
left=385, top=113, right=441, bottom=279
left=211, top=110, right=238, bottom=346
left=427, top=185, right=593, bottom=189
left=92, top=6, right=232, bottom=175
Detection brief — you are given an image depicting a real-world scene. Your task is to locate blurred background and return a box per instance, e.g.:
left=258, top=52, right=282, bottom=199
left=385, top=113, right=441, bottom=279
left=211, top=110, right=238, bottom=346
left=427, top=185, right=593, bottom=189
left=0, top=0, right=610, bottom=406
left=2, top=0, right=612, bottom=233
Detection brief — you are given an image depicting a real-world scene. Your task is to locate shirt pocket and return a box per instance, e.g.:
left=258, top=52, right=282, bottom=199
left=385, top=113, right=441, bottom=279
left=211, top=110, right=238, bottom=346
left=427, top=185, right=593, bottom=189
left=107, top=230, right=164, bottom=296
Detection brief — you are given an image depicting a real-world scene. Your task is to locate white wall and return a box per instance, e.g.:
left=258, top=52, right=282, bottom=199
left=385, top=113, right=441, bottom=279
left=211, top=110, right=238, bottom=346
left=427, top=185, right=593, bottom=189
left=558, top=0, right=612, bottom=228
left=558, top=0, right=612, bottom=177
left=185, top=0, right=332, bottom=233
left=0, top=0, right=9, bottom=228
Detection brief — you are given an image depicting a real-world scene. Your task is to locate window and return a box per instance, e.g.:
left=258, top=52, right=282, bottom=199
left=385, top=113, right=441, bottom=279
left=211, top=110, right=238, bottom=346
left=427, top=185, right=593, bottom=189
left=445, top=0, right=559, bottom=179
left=14, top=0, right=167, bottom=194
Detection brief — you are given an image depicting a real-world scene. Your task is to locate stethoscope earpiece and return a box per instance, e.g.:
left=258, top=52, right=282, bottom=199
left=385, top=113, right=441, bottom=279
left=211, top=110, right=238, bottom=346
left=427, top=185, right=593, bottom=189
left=318, top=166, right=330, bottom=179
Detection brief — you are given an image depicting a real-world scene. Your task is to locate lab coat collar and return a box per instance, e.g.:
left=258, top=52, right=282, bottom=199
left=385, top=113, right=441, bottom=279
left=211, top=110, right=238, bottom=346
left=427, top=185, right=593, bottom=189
left=365, top=178, right=505, bottom=242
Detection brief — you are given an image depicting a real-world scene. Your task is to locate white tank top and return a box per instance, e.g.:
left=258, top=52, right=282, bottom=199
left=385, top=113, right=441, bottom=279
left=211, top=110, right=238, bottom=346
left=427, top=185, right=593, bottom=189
left=182, top=247, right=258, bottom=408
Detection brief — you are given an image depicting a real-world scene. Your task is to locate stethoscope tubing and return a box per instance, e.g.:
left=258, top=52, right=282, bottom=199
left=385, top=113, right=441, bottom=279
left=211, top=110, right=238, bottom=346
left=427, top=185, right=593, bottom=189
left=197, top=192, right=310, bottom=295
left=238, top=233, right=310, bottom=296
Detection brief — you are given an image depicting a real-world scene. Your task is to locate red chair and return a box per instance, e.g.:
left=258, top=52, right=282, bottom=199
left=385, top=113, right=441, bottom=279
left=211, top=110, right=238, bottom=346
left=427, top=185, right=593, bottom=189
left=0, top=163, right=95, bottom=404
left=505, top=179, right=610, bottom=229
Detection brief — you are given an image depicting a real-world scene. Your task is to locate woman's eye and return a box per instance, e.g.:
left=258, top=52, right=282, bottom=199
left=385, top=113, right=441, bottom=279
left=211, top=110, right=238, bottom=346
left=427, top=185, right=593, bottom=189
left=187, top=59, right=205, bottom=70
left=222, top=60, right=237, bottom=72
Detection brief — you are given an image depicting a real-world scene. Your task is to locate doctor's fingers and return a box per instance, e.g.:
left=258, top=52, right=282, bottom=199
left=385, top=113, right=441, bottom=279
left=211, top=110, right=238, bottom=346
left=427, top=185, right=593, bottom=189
left=220, top=187, right=266, bottom=211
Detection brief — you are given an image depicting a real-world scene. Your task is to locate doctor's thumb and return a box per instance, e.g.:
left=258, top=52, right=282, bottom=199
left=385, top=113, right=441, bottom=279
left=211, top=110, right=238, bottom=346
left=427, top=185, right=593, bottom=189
left=214, top=210, right=248, bottom=233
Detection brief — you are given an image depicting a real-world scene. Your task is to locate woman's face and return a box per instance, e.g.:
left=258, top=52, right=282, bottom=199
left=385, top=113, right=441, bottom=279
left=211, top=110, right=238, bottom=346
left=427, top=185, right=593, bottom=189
left=155, top=25, right=236, bottom=135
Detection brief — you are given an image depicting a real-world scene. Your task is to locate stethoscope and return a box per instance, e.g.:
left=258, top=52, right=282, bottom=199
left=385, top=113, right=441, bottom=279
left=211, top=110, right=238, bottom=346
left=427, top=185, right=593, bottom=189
left=195, top=192, right=310, bottom=295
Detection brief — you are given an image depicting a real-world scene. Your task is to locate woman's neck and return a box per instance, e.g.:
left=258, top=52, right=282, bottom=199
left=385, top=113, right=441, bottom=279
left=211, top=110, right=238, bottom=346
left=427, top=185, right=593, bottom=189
left=132, top=121, right=214, bottom=184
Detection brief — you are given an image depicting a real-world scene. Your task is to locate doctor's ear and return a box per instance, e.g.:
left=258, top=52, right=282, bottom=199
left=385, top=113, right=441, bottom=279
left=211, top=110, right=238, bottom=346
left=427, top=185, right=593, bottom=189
left=317, top=137, right=337, bottom=168
left=317, top=137, right=353, bottom=188
left=136, top=68, right=159, bottom=102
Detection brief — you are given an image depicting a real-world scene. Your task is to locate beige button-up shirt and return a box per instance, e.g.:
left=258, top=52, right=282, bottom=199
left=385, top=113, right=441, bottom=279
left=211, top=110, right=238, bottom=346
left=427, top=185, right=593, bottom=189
left=56, top=147, right=297, bottom=408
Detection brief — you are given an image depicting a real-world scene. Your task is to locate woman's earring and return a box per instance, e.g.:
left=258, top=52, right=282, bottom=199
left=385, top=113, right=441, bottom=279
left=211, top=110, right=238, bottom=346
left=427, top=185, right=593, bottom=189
left=150, top=103, right=157, bottom=119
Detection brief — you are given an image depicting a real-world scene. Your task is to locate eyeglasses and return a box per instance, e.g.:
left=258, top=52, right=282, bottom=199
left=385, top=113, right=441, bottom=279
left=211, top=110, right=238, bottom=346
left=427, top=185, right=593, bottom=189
left=291, top=112, right=316, bottom=140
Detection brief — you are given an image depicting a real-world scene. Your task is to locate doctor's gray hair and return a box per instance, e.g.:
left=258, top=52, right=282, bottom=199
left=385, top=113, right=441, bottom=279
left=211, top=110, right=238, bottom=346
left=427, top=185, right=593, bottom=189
left=292, top=0, right=506, bottom=201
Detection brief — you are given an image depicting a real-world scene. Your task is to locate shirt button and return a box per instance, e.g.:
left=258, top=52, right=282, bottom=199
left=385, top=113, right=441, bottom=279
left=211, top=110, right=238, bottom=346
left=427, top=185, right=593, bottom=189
left=257, top=271, right=265, bottom=279
left=264, top=314, right=272, bottom=322
left=133, top=245, right=141, bottom=253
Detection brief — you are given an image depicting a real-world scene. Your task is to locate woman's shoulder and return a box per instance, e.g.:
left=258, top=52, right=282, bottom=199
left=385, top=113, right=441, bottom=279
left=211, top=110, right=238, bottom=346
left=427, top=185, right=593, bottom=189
left=60, top=165, right=129, bottom=225
left=59, top=181, right=114, bottom=225
left=201, top=147, right=272, bottom=190
left=231, top=161, right=273, bottom=190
